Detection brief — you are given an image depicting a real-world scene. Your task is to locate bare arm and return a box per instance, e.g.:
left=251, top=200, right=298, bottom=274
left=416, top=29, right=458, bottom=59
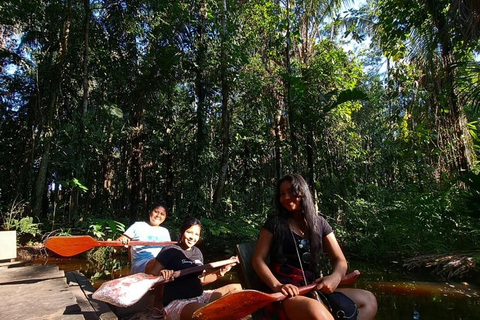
left=252, top=229, right=299, bottom=296
left=199, top=257, right=237, bottom=285
left=145, top=258, right=165, bottom=276
left=315, top=232, right=348, bottom=293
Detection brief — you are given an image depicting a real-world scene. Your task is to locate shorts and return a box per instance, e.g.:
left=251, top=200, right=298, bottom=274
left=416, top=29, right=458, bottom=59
left=164, top=290, right=214, bottom=320
left=131, top=258, right=150, bottom=274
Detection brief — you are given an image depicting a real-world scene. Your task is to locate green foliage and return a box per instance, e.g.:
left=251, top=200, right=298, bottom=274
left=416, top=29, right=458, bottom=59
left=1, top=200, right=41, bottom=237
left=15, top=217, right=42, bottom=237
left=459, top=172, right=480, bottom=218
left=87, top=246, right=123, bottom=281
left=338, top=183, right=479, bottom=261
left=82, top=218, right=126, bottom=240
left=0, top=0, right=479, bottom=267
left=82, top=218, right=127, bottom=280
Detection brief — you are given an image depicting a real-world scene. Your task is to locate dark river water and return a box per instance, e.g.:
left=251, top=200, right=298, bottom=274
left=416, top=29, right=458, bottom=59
left=35, top=257, right=480, bottom=320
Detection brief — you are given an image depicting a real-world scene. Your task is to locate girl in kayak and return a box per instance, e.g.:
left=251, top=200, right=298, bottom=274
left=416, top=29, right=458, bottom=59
left=253, top=173, right=377, bottom=320
left=146, top=217, right=241, bottom=320
left=117, top=201, right=172, bottom=274
left=117, top=201, right=172, bottom=319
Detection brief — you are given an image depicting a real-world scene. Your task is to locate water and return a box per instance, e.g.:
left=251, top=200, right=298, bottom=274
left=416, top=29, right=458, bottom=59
left=354, top=267, right=480, bottom=320
left=34, top=256, right=480, bottom=320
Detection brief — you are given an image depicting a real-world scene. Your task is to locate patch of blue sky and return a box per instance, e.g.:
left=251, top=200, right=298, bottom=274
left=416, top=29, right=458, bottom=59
left=335, top=0, right=388, bottom=76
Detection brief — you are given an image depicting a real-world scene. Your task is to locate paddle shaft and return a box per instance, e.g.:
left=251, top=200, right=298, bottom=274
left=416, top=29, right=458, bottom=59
left=44, top=235, right=176, bottom=257
left=193, top=270, right=360, bottom=320
left=175, top=257, right=239, bottom=278
left=99, top=240, right=177, bottom=247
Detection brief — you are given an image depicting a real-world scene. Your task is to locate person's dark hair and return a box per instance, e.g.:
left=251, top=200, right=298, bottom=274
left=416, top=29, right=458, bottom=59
left=177, top=217, right=202, bottom=243
left=272, top=173, right=322, bottom=267
left=146, top=200, right=168, bottom=222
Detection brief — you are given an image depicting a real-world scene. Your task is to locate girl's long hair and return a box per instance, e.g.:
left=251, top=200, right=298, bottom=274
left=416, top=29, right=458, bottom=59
left=272, top=173, right=322, bottom=267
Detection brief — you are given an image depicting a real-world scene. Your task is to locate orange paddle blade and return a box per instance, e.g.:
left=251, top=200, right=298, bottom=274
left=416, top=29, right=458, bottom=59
left=45, top=236, right=100, bottom=257
left=44, top=235, right=176, bottom=257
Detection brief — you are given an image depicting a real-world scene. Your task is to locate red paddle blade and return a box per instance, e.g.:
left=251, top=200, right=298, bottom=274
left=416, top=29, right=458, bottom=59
left=192, top=270, right=360, bottom=320
left=193, top=289, right=284, bottom=320
left=44, top=236, right=99, bottom=257
left=340, top=270, right=360, bottom=285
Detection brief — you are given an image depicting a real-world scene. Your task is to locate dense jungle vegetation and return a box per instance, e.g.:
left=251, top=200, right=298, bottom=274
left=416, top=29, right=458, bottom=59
left=1, top=0, right=480, bottom=267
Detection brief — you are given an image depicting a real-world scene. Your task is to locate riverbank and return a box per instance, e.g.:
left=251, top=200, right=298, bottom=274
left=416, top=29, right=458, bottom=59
left=403, top=251, right=480, bottom=285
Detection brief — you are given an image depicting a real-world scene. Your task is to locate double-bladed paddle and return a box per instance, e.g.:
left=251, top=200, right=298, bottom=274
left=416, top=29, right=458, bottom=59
left=44, top=235, right=177, bottom=257
left=192, top=270, right=360, bottom=320
left=92, top=257, right=239, bottom=308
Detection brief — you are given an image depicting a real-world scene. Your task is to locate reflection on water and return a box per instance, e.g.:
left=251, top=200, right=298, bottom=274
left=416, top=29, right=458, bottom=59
left=35, top=257, right=480, bottom=320
left=353, top=268, right=480, bottom=320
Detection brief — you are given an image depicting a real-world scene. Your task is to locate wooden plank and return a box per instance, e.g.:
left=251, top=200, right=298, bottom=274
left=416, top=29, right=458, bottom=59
left=66, top=271, right=118, bottom=320
left=0, top=265, right=85, bottom=320
left=0, top=265, right=64, bottom=284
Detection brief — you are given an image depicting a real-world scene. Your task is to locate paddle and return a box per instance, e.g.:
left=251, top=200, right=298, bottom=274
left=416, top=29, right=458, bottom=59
left=44, top=235, right=177, bottom=257
left=192, top=270, right=361, bottom=320
left=92, top=257, right=239, bottom=308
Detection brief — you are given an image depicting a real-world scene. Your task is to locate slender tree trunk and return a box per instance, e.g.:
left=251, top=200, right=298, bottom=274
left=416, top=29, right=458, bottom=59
left=306, top=130, right=315, bottom=196
left=82, top=0, right=90, bottom=118
left=102, top=132, right=114, bottom=212
left=284, top=0, right=299, bottom=171
left=129, top=106, right=144, bottom=224
left=191, top=0, right=209, bottom=216
left=213, top=0, right=231, bottom=210
left=273, top=90, right=284, bottom=180
left=165, top=84, right=175, bottom=211
left=33, top=0, right=72, bottom=218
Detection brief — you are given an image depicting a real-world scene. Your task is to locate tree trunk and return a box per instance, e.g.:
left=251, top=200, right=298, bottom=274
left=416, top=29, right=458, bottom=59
left=190, top=0, right=209, bottom=216
left=212, top=0, right=230, bottom=210
left=33, top=0, right=72, bottom=218
left=82, top=0, right=90, bottom=118
left=273, top=90, right=284, bottom=180
left=284, top=0, right=299, bottom=172
left=129, top=107, right=144, bottom=224
left=425, top=0, right=472, bottom=176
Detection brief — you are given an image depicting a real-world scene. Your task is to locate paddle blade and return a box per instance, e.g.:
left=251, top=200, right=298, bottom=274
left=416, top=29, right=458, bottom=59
left=339, top=270, right=360, bottom=286
left=193, top=289, right=284, bottom=320
left=92, top=273, right=165, bottom=307
left=192, top=270, right=360, bottom=320
left=44, top=236, right=98, bottom=257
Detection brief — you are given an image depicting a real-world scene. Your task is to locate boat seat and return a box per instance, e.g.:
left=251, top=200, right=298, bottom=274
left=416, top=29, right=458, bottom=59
left=235, top=242, right=270, bottom=320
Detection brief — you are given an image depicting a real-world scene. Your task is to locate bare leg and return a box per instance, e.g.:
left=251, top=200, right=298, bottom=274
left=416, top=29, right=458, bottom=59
left=179, top=285, right=242, bottom=320
left=179, top=302, right=204, bottom=320
left=337, top=288, right=378, bottom=320
left=283, top=295, right=334, bottom=320
left=209, top=283, right=243, bottom=302
left=152, top=284, right=165, bottom=318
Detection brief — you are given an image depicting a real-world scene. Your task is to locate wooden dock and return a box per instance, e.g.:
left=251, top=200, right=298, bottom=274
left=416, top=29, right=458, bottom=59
left=0, top=261, right=117, bottom=320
